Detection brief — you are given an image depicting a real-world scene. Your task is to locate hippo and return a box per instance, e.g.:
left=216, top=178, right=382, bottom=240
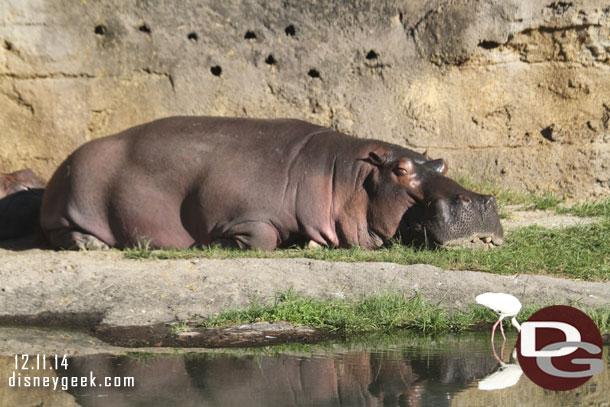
left=0, top=169, right=45, bottom=240
left=40, top=117, right=503, bottom=250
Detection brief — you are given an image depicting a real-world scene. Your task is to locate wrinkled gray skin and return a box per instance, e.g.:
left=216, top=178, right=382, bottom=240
left=40, top=117, right=503, bottom=250
left=0, top=169, right=45, bottom=240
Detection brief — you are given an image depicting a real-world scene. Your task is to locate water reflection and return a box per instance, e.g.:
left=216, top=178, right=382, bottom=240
left=478, top=348, right=523, bottom=391
left=55, top=333, right=502, bottom=406
left=2, top=332, right=608, bottom=407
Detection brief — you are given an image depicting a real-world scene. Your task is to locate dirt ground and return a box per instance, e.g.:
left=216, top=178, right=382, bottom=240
left=501, top=206, right=602, bottom=230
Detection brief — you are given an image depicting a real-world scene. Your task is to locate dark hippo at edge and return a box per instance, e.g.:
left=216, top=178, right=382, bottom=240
left=40, top=117, right=503, bottom=250
left=0, top=169, right=45, bottom=240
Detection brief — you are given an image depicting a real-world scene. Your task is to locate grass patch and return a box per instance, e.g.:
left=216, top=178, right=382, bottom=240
left=459, top=222, right=610, bottom=280
left=125, top=220, right=610, bottom=281
left=203, top=290, right=491, bottom=334
left=529, top=192, right=561, bottom=211
left=588, top=307, right=610, bottom=334
left=557, top=198, right=610, bottom=218
left=170, top=320, right=190, bottom=335
left=197, top=289, right=610, bottom=335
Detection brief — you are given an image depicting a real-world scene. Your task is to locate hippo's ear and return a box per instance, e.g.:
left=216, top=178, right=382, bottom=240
left=367, top=151, right=387, bottom=167
left=425, top=159, right=448, bottom=175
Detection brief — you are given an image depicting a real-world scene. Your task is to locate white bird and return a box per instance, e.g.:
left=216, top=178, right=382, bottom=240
left=476, top=292, right=522, bottom=361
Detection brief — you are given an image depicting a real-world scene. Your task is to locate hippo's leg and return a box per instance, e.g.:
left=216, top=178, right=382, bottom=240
left=46, top=228, right=110, bottom=251
left=211, top=221, right=278, bottom=251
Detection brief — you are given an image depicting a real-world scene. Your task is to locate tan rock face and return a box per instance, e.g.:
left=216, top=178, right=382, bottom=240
left=0, top=0, right=608, bottom=198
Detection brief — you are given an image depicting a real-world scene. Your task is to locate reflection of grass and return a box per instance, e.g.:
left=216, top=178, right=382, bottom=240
left=124, top=352, right=159, bottom=361
left=125, top=220, right=610, bottom=281
left=190, top=289, right=610, bottom=335
left=179, top=331, right=511, bottom=359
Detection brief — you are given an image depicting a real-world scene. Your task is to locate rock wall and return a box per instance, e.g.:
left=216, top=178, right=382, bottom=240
left=1, top=0, right=609, bottom=197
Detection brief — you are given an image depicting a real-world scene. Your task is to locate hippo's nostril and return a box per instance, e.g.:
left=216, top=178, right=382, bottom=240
left=458, top=194, right=471, bottom=203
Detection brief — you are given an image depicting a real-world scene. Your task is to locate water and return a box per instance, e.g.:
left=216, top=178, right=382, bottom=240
left=2, top=332, right=609, bottom=406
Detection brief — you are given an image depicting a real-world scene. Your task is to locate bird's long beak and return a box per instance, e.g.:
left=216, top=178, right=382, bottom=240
left=511, top=317, right=521, bottom=332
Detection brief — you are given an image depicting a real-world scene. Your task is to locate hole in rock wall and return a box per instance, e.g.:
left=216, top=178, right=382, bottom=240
left=478, top=40, right=500, bottom=49
left=265, top=54, right=277, bottom=65
left=3, top=40, right=13, bottom=50
left=94, top=25, right=107, bottom=36
left=187, top=32, right=198, bottom=41
left=139, top=24, right=151, bottom=34
left=211, top=65, right=222, bottom=76
left=285, top=24, right=296, bottom=36
left=308, top=69, right=320, bottom=78
left=540, top=126, right=555, bottom=142
left=244, top=31, right=257, bottom=39
left=366, top=50, right=378, bottom=60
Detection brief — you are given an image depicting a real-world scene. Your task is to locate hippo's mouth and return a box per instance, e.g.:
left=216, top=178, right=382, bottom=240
left=397, top=202, right=504, bottom=249
left=399, top=225, right=503, bottom=249
left=440, top=234, right=504, bottom=249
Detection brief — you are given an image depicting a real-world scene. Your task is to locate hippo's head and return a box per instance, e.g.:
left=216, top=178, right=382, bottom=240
left=364, top=150, right=503, bottom=249
left=0, top=169, right=45, bottom=197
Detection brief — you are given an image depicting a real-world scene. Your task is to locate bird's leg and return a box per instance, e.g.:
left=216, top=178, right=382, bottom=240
left=491, top=318, right=502, bottom=362
left=491, top=318, right=501, bottom=344
left=500, top=336, right=506, bottom=360
left=499, top=318, right=507, bottom=359
left=499, top=318, right=506, bottom=341
left=491, top=340, right=502, bottom=363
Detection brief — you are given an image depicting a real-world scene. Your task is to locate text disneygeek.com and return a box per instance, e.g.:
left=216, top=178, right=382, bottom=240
left=8, top=354, right=135, bottom=391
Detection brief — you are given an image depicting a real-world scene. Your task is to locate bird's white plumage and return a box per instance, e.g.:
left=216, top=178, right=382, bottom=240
left=476, top=293, right=522, bottom=317
left=476, top=292, right=523, bottom=373
left=478, top=364, right=523, bottom=391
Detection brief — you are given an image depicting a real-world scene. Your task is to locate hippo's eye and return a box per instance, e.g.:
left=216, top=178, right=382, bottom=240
left=393, top=168, right=408, bottom=176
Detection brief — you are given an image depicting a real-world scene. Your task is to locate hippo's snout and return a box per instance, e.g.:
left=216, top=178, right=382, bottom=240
left=399, top=189, right=504, bottom=249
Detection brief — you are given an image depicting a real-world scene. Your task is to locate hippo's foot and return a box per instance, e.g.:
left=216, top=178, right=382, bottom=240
left=210, top=238, right=243, bottom=249
left=306, top=240, right=323, bottom=249
left=73, top=233, right=110, bottom=251
left=47, top=229, right=110, bottom=251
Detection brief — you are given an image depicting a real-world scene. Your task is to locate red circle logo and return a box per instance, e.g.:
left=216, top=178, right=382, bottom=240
left=516, top=305, right=603, bottom=391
